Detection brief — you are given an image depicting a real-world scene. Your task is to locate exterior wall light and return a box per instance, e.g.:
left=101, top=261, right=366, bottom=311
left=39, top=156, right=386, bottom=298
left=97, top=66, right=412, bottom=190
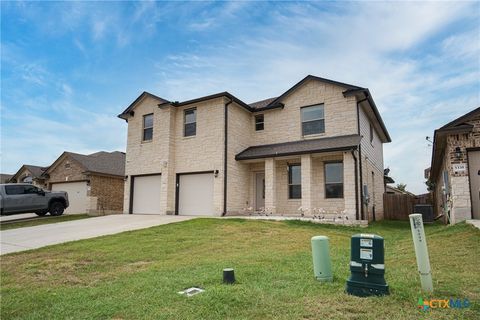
left=454, top=147, right=462, bottom=159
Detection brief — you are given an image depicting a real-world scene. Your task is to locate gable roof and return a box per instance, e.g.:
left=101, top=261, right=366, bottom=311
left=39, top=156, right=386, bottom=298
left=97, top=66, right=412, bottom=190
left=10, top=164, right=49, bottom=182
left=236, top=134, right=361, bottom=160
left=439, top=106, right=480, bottom=130
left=429, top=106, right=480, bottom=181
left=118, top=91, right=168, bottom=120
left=117, top=75, right=390, bottom=142
left=264, top=75, right=362, bottom=108
left=256, top=75, right=390, bottom=142
left=170, top=91, right=253, bottom=111
left=46, top=151, right=126, bottom=177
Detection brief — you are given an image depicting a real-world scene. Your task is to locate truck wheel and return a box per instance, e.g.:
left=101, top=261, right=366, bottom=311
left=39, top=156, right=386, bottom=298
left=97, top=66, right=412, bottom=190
left=49, top=202, right=65, bottom=216
left=35, top=211, right=48, bottom=216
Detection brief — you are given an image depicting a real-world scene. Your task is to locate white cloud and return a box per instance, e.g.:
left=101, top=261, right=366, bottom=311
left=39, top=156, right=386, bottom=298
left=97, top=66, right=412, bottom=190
left=152, top=1, right=479, bottom=194
left=2, top=1, right=479, bottom=195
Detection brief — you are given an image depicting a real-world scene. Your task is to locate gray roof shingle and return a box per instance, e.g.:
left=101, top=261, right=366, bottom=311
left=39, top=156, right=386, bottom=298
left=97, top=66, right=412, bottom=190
left=66, top=151, right=125, bottom=177
left=24, top=165, right=48, bottom=178
left=236, top=134, right=361, bottom=160
left=249, top=97, right=277, bottom=109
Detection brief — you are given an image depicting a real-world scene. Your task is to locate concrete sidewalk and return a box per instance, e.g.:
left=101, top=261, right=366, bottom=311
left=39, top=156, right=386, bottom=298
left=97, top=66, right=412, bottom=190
left=0, top=214, right=194, bottom=255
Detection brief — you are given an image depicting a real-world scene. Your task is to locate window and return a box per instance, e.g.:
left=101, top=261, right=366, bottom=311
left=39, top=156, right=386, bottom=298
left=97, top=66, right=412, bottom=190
left=24, top=185, right=39, bottom=194
left=143, top=114, right=154, bottom=141
left=301, top=104, right=325, bottom=135
left=370, top=123, right=374, bottom=143
left=5, top=185, right=25, bottom=195
left=184, top=108, right=196, bottom=137
left=288, top=164, right=301, bottom=199
left=255, top=114, right=264, bottom=131
left=325, top=162, right=343, bottom=198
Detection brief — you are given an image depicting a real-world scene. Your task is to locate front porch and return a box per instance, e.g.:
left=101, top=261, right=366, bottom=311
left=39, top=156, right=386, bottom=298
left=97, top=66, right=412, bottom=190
left=237, top=150, right=358, bottom=220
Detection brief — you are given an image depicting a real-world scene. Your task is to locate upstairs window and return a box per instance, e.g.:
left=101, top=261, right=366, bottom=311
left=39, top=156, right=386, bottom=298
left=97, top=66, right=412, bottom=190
left=255, top=114, right=264, bottom=131
left=184, top=108, right=197, bottom=137
left=143, top=114, right=153, bottom=141
left=325, top=162, right=343, bottom=198
left=301, top=104, right=325, bottom=136
left=288, top=164, right=301, bottom=199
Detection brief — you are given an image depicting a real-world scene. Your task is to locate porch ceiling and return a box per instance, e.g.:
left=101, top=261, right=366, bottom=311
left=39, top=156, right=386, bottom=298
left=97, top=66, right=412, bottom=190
left=235, top=134, right=361, bottom=161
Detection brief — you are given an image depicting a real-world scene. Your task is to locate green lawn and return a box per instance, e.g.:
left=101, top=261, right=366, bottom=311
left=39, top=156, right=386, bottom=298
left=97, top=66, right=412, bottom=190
left=0, top=214, right=91, bottom=231
left=1, top=219, right=478, bottom=319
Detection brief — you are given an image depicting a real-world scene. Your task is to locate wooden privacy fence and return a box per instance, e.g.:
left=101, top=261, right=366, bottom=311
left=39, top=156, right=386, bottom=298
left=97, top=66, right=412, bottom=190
left=383, top=193, right=433, bottom=220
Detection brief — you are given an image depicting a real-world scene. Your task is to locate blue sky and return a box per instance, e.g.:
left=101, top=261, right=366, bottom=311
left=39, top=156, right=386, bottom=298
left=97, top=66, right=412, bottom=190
left=1, top=1, right=479, bottom=193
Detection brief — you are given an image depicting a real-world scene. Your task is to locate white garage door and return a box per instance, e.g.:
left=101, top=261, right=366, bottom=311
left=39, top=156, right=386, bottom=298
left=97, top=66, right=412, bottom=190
left=132, top=175, right=162, bottom=214
left=51, top=181, right=88, bottom=214
left=178, top=173, right=214, bottom=216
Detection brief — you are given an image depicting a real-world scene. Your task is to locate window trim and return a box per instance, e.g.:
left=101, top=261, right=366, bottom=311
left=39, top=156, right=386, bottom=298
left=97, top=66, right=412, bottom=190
left=142, top=113, right=154, bottom=142
left=255, top=114, right=264, bottom=131
left=301, top=104, right=325, bottom=136
left=184, top=107, right=197, bottom=137
left=324, top=161, right=344, bottom=199
left=288, top=163, right=301, bottom=199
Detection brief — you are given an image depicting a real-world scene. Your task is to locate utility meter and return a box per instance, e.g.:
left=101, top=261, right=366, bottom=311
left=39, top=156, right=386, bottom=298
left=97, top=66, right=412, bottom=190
left=346, top=233, right=389, bottom=297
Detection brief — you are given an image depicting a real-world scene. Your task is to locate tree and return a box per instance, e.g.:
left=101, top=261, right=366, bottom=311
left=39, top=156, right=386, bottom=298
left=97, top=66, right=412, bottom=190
left=425, top=180, right=435, bottom=192
left=396, top=183, right=407, bottom=192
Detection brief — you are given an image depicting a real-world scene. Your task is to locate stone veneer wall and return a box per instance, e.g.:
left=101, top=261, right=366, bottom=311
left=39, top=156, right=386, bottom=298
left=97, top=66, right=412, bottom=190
left=123, top=78, right=388, bottom=219
left=436, top=115, right=480, bottom=223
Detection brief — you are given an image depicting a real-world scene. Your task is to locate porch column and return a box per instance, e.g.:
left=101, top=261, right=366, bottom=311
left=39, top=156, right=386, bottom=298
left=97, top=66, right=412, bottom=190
left=343, top=152, right=356, bottom=220
left=264, top=158, right=276, bottom=214
left=301, top=154, right=313, bottom=215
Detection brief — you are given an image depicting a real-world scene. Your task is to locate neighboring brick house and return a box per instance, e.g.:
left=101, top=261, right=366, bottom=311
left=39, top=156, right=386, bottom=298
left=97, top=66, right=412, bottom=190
left=118, top=75, right=391, bottom=221
left=428, top=107, right=480, bottom=224
left=1, top=174, right=13, bottom=184
left=43, top=151, right=126, bottom=215
left=9, top=165, right=48, bottom=188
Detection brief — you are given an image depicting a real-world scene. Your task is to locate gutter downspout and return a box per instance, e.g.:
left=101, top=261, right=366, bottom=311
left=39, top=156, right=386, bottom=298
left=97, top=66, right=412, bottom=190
left=223, top=98, right=233, bottom=216
left=351, top=150, right=360, bottom=220
left=357, top=97, right=367, bottom=220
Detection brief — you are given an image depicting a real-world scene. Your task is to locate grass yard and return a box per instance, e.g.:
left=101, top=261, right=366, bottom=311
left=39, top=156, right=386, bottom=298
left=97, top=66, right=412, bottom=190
left=0, top=214, right=91, bottom=231
left=1, top=219, right=479, bottom=319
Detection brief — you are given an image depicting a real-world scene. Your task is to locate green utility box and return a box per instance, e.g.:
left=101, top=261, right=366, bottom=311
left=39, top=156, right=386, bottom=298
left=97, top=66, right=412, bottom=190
left=311, top=236, right=333, bottom=282
left=346, top=234, right=389, bottom=297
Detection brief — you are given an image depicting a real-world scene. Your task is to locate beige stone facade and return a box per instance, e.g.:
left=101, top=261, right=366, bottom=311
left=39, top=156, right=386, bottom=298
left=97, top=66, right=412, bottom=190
left=429, top=109, right=480, bottom=223
left=120, top=76, right=391, bottom=221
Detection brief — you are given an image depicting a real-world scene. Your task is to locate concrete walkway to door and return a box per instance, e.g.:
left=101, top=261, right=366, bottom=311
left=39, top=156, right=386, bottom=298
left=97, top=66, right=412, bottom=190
left=0, top=214, right=194, bottom=255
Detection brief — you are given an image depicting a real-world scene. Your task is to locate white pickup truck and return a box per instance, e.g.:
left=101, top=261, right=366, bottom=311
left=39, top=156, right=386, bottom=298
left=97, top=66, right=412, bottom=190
left=0, top=183, right=69, bottom=216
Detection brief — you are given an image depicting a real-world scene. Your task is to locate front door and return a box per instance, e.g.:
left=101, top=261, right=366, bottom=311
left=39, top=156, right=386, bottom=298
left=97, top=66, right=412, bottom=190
left=255, top=172, right=265, bottom=211
left=468, top=150, right=480, bottom=218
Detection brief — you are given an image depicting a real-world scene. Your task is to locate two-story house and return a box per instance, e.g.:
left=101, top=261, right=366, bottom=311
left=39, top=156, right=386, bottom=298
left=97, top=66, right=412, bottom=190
left=118, top=75, right=391, bottom=221
left=428, top=107, right=480, bottom=224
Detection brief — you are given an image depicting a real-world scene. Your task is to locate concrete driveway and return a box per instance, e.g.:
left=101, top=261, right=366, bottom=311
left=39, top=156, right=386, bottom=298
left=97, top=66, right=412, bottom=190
left=0, top=214, right=194, bottom=255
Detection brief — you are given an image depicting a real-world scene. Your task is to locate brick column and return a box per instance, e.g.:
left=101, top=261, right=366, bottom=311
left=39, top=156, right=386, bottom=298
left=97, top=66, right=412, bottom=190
left=301, top=154, right=313, bottom=215
left=265, top=158, right=277, bottom=214
left=343, top=152, right=356, bottom=220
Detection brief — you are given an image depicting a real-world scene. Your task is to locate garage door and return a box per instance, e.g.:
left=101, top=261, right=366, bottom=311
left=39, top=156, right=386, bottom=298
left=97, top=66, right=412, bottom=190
left=178, top=173, right=214, bottom=216
left=132, top=175, right=162, bottom=214
left=51, top=181, right=88, bottom=214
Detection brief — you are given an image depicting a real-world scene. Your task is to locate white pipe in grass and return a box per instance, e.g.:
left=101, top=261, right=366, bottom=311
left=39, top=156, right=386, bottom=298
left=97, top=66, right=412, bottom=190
left=409, top=213, right=433, bottom=292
